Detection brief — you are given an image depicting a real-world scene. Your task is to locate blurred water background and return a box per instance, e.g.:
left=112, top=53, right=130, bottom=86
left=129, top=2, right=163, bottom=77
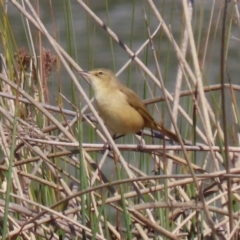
left=1, top=0, right=240, bottom=139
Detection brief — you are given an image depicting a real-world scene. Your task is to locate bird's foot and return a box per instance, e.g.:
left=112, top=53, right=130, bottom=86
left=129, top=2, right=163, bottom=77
left=103, top=141, right=112, bottom=151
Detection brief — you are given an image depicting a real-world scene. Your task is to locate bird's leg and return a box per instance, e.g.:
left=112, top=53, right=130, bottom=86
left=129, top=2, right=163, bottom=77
left=103, top=133, right=125, bottom=151
left=112, top=134, right=125, bottom=140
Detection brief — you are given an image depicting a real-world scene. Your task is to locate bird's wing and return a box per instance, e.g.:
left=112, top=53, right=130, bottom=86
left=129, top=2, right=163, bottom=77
left=119, top=86, right=155, bottom=125
left=119, top=86, right=180, bottom=143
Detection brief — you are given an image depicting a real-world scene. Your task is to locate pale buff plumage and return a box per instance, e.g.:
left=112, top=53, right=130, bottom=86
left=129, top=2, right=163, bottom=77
left=81, top=68, right=179, bottom=143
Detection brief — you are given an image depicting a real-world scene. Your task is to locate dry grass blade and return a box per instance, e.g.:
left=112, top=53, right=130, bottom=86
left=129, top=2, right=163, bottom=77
left=0, top=1, right=239, bottom=239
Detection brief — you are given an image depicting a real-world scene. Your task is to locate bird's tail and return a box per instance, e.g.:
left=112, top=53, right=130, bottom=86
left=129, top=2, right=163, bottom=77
left=151, top=121, right=180, bottom=143
left=159, top=125, right=180, bottom=143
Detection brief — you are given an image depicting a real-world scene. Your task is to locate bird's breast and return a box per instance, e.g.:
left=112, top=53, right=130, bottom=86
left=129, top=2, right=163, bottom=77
left=94, top=88, right=145, bottom=134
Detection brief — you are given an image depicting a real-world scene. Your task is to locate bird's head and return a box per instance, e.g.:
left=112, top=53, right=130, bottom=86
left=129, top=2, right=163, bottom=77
left=81, top=68, right=114, bottom=85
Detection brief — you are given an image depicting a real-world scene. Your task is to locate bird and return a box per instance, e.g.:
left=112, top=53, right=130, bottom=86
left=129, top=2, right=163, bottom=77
left=80, top=68, right=179, bottom=143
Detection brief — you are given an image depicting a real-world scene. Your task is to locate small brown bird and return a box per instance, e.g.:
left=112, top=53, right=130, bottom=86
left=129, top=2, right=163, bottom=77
left=80, top=68, right=179, bottom=143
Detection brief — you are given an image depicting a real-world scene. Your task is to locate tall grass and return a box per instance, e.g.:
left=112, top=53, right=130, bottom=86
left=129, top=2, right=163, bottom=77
left=0, top=0, right=239, bottom=239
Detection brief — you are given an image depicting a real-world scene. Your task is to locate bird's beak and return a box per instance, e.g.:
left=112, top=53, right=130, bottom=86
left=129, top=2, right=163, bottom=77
left=79, top=70, right=90, bottom=77
left=79, top=70, right=92, bottom=85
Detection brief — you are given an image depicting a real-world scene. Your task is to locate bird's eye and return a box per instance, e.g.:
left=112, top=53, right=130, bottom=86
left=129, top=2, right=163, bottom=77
left=98, top=71, right=103, bottom=76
